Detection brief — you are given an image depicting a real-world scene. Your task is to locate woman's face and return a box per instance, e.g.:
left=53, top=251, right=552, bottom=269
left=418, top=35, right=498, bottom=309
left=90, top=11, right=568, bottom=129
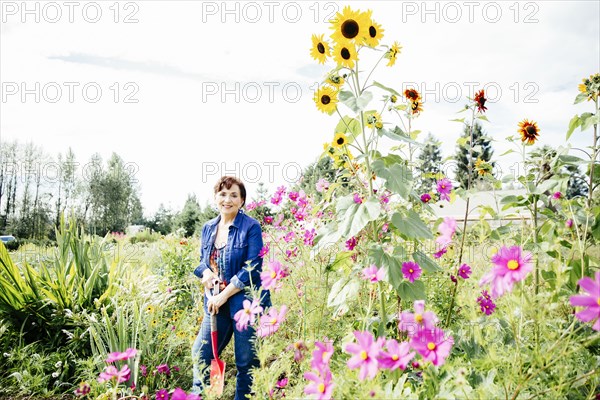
left=215, top=184, right=243, bottom=218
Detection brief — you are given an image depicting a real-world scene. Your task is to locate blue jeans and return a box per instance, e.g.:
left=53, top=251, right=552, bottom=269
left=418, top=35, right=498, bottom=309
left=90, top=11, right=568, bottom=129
left=191, top=300, right=259, bottom=400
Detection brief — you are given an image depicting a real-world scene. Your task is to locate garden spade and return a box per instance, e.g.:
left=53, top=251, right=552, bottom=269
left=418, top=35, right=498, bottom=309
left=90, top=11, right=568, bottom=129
left=209, top=281, right=225, bottom=396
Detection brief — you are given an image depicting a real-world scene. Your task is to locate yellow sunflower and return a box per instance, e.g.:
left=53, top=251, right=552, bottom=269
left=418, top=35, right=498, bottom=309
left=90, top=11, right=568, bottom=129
left=578, top=73, right=600, bottom=101
left=326, top=71, right=345, bottom=88
left=518, top=119, right=540, bottom=145
left=361, top=10, right=384, bottom=47
left=404, top=88, right=423, bottom=115
left=313, top=85, right=338, bottom=115
left=366, top=112, right=383, bottom=129
left=310, top=34, right=330, bottom=64
left=146, top=305, right=155, bottom=313
left=332, top=132, right=348, bottom=148
left=332, top=41, right=358, bottom=69
left=474, top=158, right=492, bottom=176
left=385, top=41, right=402, bottom=67
left=330, top=6, right=369, bottom=44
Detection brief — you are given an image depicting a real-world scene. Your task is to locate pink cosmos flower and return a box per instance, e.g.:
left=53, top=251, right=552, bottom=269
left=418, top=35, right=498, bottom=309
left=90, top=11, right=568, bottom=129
left=410, top=327, right=454, bottom=366
left=285, top=247, right=299, bottom=259
left=140, top=364, right=147, bottom=377
left=264, top=216, right=273, bottom=224
left=436, top=178, right=453, bottom=201
left=399, top=300, right=439, bottom=336
left=381, top=223, right=389, bottom=233
left=156, top=364, right=170, bottom=375
left=566, top=219, right=574, bottom=229
left=377, top=339, right=415, bottom=371
left=98, top=364, right=130, bottom=383
left=289, top=191, right=299, bottom=201
left=259, top=244, right=269, bottom=258
left=553, top=191, right=562, bottom=199
left=171, top=388, right=201, bottom=400
left=458, top=263, right=472, bottom=280
left=479, top=245, right=533, bottom=298
left=353, top=193, right=363, bottom=204
left=316, top=178, right=330, bottom=193
left=433, top=247, right=447, bottom=259
left=401, top=261, right=422, bottom=283
left=345, top=236, right=358, bottom=251
left=304, top=367, right=335, bottom=400
left=234, top=299, right=263, bottom=331
left=156, top=389, right=169, bottom=400
left=420, top=193, right=432, bottom=203
left=477, top=290, right=496, bottom=315
left=304, top=229, right=317, bottom=246
left=345, top=331, right=382, bottom=381
left=311, top=339, right=334, bottom=371
left=569, top=271, right=600, bottom=331
left=288, top=340, right=308, bottom=362
left=74, top=382, right=90, bottom=396
left=245, top=201, right=258, bottom=211
left=105, top=348, right=137, bottom=363
left=362, top=264, right=385, bottom=283
left=260, top=260, right=289, bottom=291
left=284, top=231, right=296, bottom=242
left=257, top=305, right=288, bottom=337
left=436, top=217, right=457, bottom=247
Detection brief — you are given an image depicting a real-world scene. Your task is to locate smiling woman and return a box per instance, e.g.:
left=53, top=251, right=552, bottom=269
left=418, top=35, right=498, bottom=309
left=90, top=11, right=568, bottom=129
left=191, top=175, right=270, bottom=399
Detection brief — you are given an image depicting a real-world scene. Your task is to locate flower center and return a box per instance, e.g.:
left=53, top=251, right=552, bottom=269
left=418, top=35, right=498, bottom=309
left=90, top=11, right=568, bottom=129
left=269, top=318, right=277, bottom=326
left=391, top=354, right=399, bottom=361
left=245, top=308, right=251, bottom=314
left=369, top=26, right=377, bottom=38
left=341, top=48, right=351, bottom=60
left=409, top=268, right=414, bottom=273
left=507, top=260, right=519, bottom=270
left=427, top=342, right=436, bottom=351
left=318, top=383, right=325, bottom=393
left=271, top=271, right=277, bottom=279
left=526, top=126, right=536, bottom=135
left=341, top=20, right=359, bottom=39
left=415, top=313, right=423, bottom=323
left=441, top=184, right=446, bottom=189
left=597, top=298, right=600, bottom=306
left=317, top=43, right=325, bottom=54
left=321, top=95, right=331, bottom=105
left=360, top=350, right=368, bottom=360
left=337, top=137, right=344, bottom=145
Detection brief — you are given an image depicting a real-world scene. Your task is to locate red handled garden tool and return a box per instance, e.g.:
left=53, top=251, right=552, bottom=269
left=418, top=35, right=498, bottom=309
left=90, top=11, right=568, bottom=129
left=209, top=280, right=226, bottom=396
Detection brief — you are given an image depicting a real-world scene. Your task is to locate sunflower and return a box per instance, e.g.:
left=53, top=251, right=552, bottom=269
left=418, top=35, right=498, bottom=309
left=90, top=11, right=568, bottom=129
left=330, top=6, right=369, bottom=44
left=385, top=41, right=402, bottom=67
left=361, top=10, right=384, bottom=47
left=310, top=34, right=330, bottom=64
left=474, top=158, right=492, bottom=176
left=313, top=85, right=338, bottom=115
left=332, top=132, right=348, bottom=148
left=146, top=305, right=155, bottom=313
left=410, top=100, right=423, bottom=115
left=474, top=89, right=487, bottom=113
left=390, top=94, right=397, bottom=103
left=366, top=112, right=383, bottom=129
left=518, top=119, right=540, bottom=145
left=332, top=41, right=357, bottom=69
left=578, top=73, right=600, bottom=101
left=404, top=88, right=423, bottom=115
left=325, top=71, right=345, bottom=88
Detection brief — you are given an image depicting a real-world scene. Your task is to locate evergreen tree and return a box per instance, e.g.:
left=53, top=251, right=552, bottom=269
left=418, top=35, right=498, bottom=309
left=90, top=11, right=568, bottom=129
left=415, top=133, right=443, bottom=194
left=174, top=194, right=202, bottom=237
left=454, top=122, right=494, bottom=189
left=297, top=157, right=337, bottom=199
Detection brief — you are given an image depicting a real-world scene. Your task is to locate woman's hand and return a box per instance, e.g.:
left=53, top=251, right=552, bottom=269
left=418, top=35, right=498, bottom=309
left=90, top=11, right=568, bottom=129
left=201, top=270, right=218, bottom=290
left=207, top=292, right=227, bottom=315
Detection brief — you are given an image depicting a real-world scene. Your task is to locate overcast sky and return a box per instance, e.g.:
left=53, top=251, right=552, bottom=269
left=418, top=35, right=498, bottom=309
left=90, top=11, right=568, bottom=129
left=1, top=0, right=599, bottom=216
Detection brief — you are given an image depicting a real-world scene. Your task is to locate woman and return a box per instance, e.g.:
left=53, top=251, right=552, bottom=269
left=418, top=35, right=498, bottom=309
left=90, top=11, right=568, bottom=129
left=191, top=176, right=270, bottom=399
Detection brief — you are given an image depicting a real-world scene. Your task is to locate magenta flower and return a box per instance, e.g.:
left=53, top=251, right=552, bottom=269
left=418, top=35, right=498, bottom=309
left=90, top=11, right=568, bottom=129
left=156, top=364, right=170, bottom=375
left=171, top=388, right=201, bottom=400
left=105, top=347, right=137, bottom=363
left=156, top=389, right=169, bottom=400
left=477, top=290, right=496, bottom=315
left=479, top=245, right=533, bottom=298
left=377, top=339, right=415, bottom=371
left=410, top=327, right=454, bottom=366
left=345, top=236, right=358, bottom=251
left=257, top=305, right=288, bottom=337
left=436, top=178, right=453, bottom=201
left=316, top=178, right=330, bottom=193
left=234, top=299, right=263, bottom=331
left=570, top=272, right=600, bottom=331
left=289, top=191, right=299, bottom=201
left=566, top=219, right=574, bottom=229
left=345, top=331, right=382, bottom=380
left=420, top=193, right=432, bottom=203
left=436, top=217, right=457, bottom=247
left=277, top=378, right=288, bottom=388
left=304, top=228, right=317, bottom=246
left=458, top=264, right=472, bottom=280
left=362, top=264, right=385, bottom=283
left=98, top=364, right=130, bottom=383
left=433, top=247, right=447, bottom=259
left=260, top=260, right=288, bottom=291
left=353, top=193, right=363, bottom=204
left=264, top=216, right=273, bottom=224
left=259, top=244, right=269, bottom=258
left=304, top=367, right=335, bottom=400
left=553, top=191, right=562, bottom=199
left=310, top=338, right=334, bottom=371
left=246, top=201, right=258, bottom=211
left=402, top=261, right=422, bottom=283
left=283, top=231, right=295, bottom=242
left=287, top=340, right=308, bottom=362
left=381, top=223, right=389, bottom=233
left=399, top=300, right=439, bottom=336
left=140, top=364, right=147, bottom=377
left=74, top=382, right=90, bottom=396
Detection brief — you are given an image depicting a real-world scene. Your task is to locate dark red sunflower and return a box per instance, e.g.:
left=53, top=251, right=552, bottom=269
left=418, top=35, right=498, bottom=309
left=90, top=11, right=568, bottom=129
left=474, top=89, right=487, bottom=113
left=518, top=119, right=540, bottom=145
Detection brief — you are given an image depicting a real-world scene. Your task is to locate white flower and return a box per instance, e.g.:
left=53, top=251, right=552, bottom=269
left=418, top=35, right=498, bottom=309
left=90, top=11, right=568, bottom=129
left=55, top=361, right=62, bottom=368
left=3, top=352, right=11, bottom=357
left=51, top=372, right=59, bottom=378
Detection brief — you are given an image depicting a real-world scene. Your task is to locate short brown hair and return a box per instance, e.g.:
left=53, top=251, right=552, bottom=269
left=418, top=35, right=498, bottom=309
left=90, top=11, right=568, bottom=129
left=213, top=176, right=246, bottom=207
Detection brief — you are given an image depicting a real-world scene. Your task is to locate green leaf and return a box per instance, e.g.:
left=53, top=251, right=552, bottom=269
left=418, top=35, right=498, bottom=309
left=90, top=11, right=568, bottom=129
left=581, top=112, right=599, bottom=132
left=412, top=250, right=442, bottom=273
left=327, top=276, right=360, bottom=316
left=334, top=116, right=362, bottom=138
left=477, top=115, right=490, bottom=122
left=369, top=245, right=405, bottom=291
left=396, top=280, right=426, bottom=301
left=372, top=81, right=401, bottom=97
left=339, top=90, right=360, bottom=113
left=372, top=159, right=413, bottom=199
left=356, top=91, right=373, bottom=110
left=558, top=154, right=586, bottom=165
left=450, top=118, right=465, bottom=123
left=574, top=92, right=589, bottom=104
left=566, top=115, right=581, bottom=140
left=499, top=149, right=515, bottom=157
left=392, top=210, right=433, bottom=239
left=338, top=197, right=380, bottom=240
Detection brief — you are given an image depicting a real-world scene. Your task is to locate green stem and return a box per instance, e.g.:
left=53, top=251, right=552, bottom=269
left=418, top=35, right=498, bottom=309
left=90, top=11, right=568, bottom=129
left=377, top=280, right=387, bottom=337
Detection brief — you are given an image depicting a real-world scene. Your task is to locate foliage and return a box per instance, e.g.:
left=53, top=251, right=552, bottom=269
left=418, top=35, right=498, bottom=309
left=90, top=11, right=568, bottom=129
left=453, top=122, right=494, bottom=189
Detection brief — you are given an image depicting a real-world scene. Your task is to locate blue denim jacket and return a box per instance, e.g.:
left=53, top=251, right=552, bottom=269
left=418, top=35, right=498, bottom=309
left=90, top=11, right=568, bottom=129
left=194, top=210, right=271, bottom=314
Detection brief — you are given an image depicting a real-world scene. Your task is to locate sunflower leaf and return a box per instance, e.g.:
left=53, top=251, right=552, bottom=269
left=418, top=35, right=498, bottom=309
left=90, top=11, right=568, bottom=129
left=372, top=81, right=402, bottom=97
left=372, top=159, right=413, bottom=199
left=581, top=112, right=599, bottom=132
left=338, top=90, right=360, bottom=113
left=477, top=115, right=490, bottom=122
left=412, top=250, right=442, bottom=273
left=356, top=91, right=373, bottom=110
left=392, top=210, right=433, bottom=239
left=450, top=118, right=465, bottom=123
left=574, top=92, right=589, bottom=105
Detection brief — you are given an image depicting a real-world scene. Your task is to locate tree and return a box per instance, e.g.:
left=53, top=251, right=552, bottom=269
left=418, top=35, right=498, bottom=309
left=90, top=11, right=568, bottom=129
left=174, top=194, right=201, bottom=237
left=415, top=133, right=443, bottom=194
left=147, top=204, right=174, bottom=235
left=454, top=122, right=494, bottom=189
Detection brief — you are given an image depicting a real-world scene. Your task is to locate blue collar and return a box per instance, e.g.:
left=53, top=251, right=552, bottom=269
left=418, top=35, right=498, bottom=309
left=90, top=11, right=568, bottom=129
left=207, top=210, right=245, bottom=229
